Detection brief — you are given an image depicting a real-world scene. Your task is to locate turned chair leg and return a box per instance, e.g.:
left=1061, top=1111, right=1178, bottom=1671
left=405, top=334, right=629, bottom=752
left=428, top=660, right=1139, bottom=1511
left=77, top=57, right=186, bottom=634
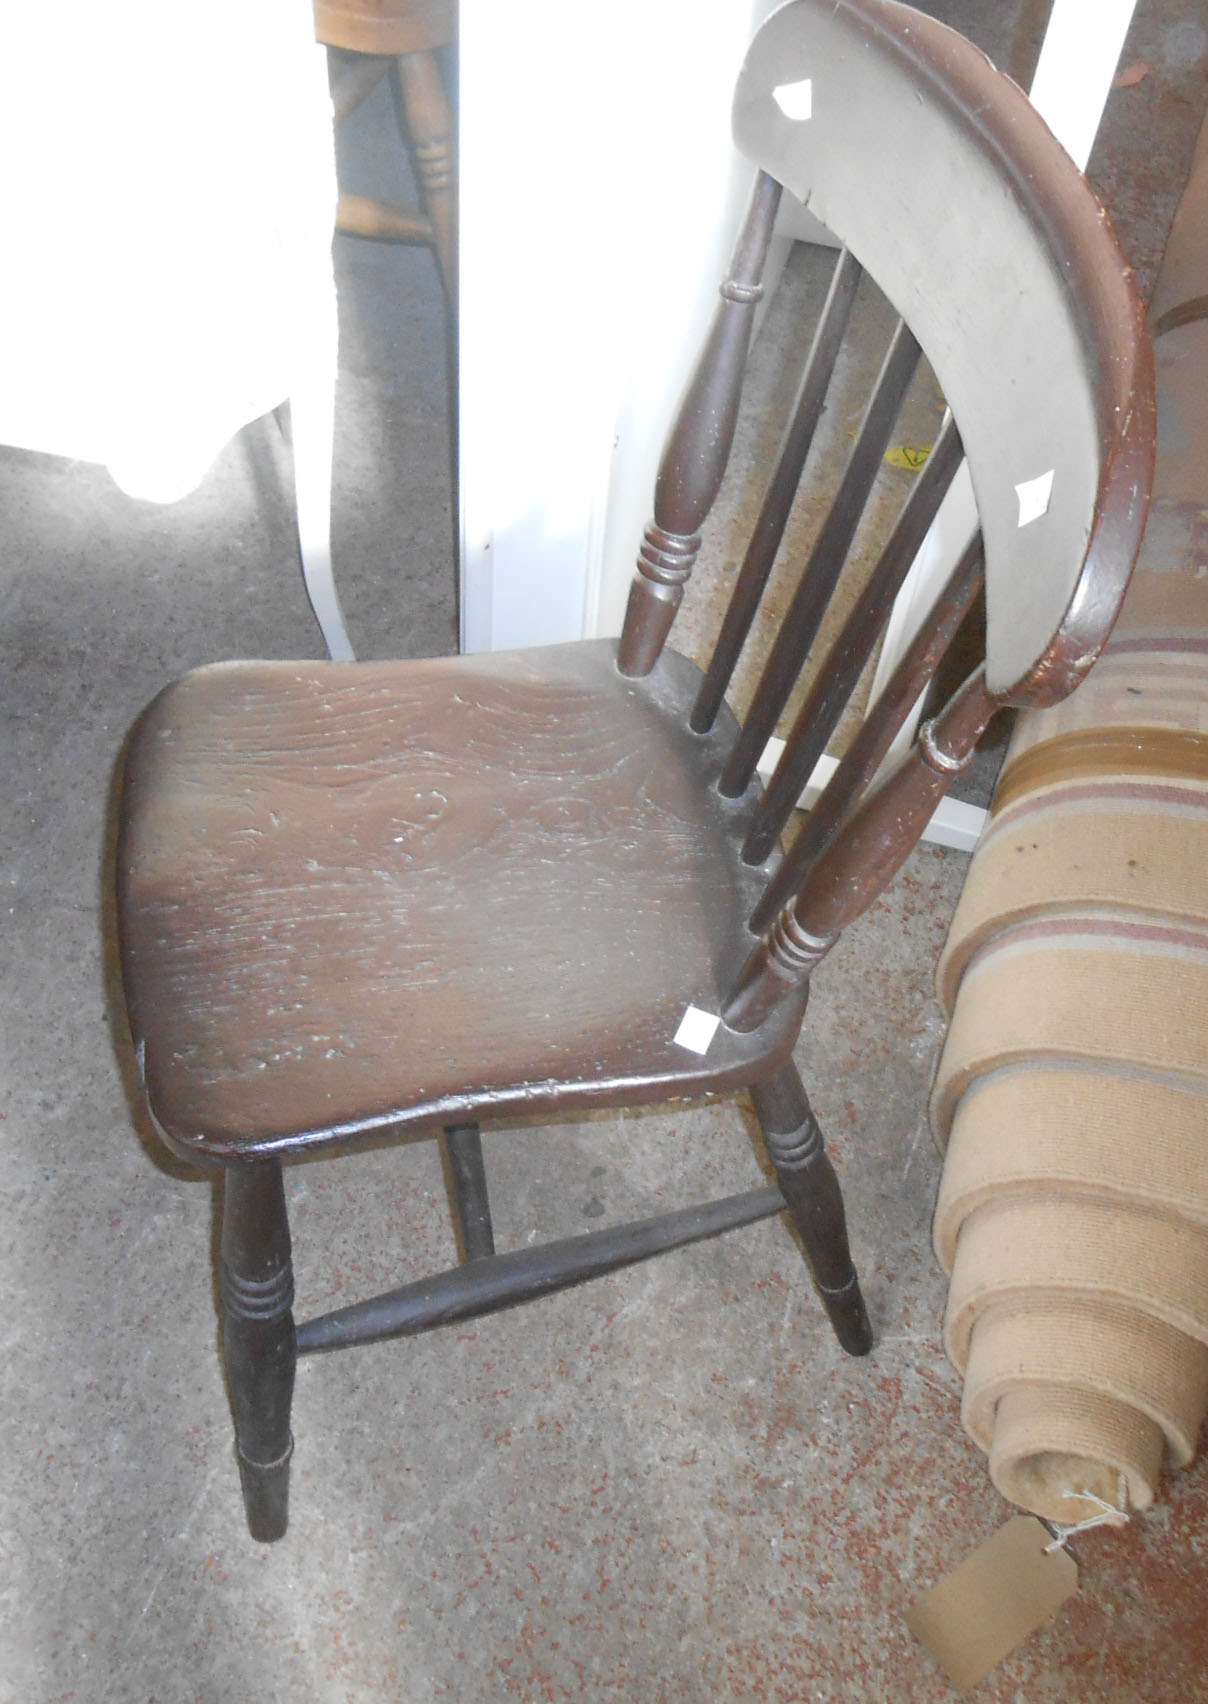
left=443, top=1122, right=495, bottom=1261
left=394, top=48, right=457, bottom=302
left=752, top=1063, right=873, bottom=1356
left=220, top=1159, right=297, bottom=1541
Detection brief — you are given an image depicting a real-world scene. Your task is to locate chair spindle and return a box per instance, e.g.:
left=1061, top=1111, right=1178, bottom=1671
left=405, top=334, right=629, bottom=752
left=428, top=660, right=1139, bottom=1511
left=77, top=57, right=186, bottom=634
left=741, top=414, right=964, bottom=864
left=616, top=172, right=783, bottom=678
left=718, top=319, right=922, bottom=797
left=750, top=532, right=985, bottom=932
left=724, top=664, right=999, bottom=1033
left=691, top=248, right=863, bottom=733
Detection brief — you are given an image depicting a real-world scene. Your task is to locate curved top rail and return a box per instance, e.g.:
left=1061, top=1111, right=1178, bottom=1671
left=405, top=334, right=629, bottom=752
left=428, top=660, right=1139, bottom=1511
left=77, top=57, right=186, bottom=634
left=733, top=0, right=1153, bottom=704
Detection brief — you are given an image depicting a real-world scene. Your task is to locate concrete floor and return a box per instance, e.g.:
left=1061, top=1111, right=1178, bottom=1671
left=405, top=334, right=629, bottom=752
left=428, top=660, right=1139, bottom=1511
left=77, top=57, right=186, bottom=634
left=3, top=8, right=1208, bottom=1702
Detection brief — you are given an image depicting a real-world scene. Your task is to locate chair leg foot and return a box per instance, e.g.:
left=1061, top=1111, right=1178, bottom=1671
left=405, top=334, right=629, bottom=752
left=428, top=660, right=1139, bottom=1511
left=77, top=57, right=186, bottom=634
left=236, top=1437, right=295, bottom=1544
left=220, top=1160, right=297, bottom=1541
left=813, top=1271, right=874, bottom=1358
left=752, top=1063, right=873, bottom=1357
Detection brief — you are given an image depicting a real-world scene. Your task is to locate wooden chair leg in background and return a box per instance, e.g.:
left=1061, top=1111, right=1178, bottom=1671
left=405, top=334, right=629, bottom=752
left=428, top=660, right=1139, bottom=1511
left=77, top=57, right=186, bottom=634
left=752, top=1062, right=873, bottom=1357
left=219, top=1160, right=297, bottom=1542
left=317, top=0, right=458, bottom=304
left=442, top=1122, right=495, bottom=1261
left=394, top=47, right=456, bottom=302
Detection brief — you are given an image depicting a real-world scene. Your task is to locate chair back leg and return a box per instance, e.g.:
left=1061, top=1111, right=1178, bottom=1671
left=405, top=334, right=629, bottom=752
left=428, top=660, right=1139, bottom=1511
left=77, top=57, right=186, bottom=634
left=443, top=1122, right=496, bottom=1260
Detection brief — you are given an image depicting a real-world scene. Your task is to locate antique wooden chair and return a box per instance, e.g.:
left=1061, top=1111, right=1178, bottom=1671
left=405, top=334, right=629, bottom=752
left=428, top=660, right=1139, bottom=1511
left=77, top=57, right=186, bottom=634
left=316, top=0, right=456, bottom=299
left=116, top=0, right=1152, bottom=1541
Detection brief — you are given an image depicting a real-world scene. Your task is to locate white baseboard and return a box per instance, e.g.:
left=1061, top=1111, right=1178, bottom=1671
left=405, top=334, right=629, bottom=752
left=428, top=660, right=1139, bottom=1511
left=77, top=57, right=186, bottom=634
left=757, top=738, right=987, bottom=855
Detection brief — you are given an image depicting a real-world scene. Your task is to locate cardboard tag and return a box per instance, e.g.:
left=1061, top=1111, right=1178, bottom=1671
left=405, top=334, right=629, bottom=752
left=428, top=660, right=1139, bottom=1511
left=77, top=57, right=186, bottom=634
left=906, top=1516, right=1078, bottom=1691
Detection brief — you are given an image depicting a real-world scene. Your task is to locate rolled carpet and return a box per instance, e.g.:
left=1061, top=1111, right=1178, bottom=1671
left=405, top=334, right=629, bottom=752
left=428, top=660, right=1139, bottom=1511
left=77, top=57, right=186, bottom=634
left=942, top=1193, right=1208, bottom=1519
left=930, top=920, right=1208, bottom=1522
left=928, top=108, right=1208, bottom=1525
left=935, top=567, right=1208, bottom=1011
left=932, top=913, right=1208, bottom=1139
left=962, top=1296, right=1208, bottom=1516
left=943, top=1193, right=1208, bottom=1367
left=933, top=1067, right=1208, bottom=1270
left=934, top=787, right=1208, bottom=1012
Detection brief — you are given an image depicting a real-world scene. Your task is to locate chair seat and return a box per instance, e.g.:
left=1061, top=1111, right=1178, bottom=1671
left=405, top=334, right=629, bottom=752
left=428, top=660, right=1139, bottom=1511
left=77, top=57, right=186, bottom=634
left=118, top=639, right=802, bottom=1160
left=314, top=0, right=454, bottom=57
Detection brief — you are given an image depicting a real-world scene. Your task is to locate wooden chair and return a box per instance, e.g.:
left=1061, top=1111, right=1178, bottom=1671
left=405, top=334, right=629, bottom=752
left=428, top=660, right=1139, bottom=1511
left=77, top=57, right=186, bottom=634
left=116, top=0, right=1153, bottom=1541
left=315, top=0, right=456, bottom=300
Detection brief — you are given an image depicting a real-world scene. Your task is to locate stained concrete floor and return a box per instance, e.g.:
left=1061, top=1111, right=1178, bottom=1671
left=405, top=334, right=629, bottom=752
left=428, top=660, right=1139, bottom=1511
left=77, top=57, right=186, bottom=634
left=4, top=8, right=1208, bottom=1703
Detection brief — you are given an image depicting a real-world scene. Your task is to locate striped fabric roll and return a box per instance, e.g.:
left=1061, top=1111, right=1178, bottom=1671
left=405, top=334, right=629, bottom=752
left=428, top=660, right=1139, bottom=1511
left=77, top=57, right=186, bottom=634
left=930, top=179, right=1208, bottom=1523
left=930, top=520, right=1208, bottom=1517
left=937, top=562, right=1208, bottom=1009
left=933, top=913, right=1208, bottom=1133
left=933, top=1067, right=1208, bottom=1270
left=930, top=700, right=1208, bottom=1521
left=930, top=667, right=1208, bottom=1518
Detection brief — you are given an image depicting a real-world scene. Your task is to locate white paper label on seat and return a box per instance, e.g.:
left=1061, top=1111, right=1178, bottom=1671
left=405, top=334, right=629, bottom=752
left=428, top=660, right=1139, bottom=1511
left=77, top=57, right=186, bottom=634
left=1015, top=468, right=1055, bottom=527
left=773, top=80, right=813, bottom=121
left=674, top=1006, right=722, bottom=1055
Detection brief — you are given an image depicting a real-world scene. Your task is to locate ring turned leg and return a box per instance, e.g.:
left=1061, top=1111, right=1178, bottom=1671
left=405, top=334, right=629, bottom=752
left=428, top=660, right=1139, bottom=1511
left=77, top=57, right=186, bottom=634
left=752, top=1063, right=873, bottom=1356
left=220, top=1159, right=297, bottom=1541
left=395, top=48, right=457, bottom=302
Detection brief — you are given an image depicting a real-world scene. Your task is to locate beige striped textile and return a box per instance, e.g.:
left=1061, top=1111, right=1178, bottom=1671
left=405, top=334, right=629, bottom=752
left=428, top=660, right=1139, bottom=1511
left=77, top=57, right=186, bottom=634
left=928, top=283, right=1208, bottom=1520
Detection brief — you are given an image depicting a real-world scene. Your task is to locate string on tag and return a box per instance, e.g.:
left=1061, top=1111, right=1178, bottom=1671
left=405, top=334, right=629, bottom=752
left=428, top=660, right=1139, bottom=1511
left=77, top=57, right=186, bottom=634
left=1042, top=1487, right=1129, bottom=1553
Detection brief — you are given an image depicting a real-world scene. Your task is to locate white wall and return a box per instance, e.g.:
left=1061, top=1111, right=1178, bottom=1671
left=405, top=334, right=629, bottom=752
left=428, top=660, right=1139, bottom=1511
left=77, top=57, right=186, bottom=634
left=458, top=0, right=785, bottom=652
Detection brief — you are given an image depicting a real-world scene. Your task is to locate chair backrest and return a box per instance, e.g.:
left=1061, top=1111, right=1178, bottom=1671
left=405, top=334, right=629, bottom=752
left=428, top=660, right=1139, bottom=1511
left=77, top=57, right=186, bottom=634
left=615, top=0, right=1154, bottom=1031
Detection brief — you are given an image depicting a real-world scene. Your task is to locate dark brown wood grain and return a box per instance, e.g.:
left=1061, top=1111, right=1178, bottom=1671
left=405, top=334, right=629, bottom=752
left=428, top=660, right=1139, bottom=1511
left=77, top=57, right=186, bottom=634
left=119, top=642, right=802, bottom=1161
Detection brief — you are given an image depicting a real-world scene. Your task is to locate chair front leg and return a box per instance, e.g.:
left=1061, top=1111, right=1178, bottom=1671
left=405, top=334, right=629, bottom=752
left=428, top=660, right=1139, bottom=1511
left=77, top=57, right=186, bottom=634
left=752, top=1063, right=872, bottom=1357
left=220, top=1159, right=297, bottom=1541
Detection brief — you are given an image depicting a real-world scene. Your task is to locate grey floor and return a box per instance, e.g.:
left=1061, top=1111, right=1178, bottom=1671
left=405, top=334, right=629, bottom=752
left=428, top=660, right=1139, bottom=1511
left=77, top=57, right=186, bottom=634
left=4, top=9, right=1208, bottom=1702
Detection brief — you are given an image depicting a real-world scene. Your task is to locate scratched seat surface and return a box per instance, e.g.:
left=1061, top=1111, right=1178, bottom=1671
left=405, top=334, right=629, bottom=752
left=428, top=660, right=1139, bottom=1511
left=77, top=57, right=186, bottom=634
left=119, top=638, right=802, bottom=1159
